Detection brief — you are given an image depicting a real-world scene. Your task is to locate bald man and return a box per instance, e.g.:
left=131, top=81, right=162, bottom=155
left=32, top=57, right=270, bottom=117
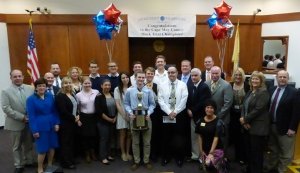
left=44, top=72, right=60, bottom=96
left=205, top=66, right=233, bottom=158
left=266, top=70, right=298, bottom=173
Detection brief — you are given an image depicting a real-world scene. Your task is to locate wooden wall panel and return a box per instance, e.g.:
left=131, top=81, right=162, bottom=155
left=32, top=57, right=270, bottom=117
left=68, top=24, right=129, bottom=75
left=194, top=23, right=262, bottom=77
left=7, top=24, right=28, bottom=73
left=129, top=38, right=193, bottom=71
left=34, top=25, right=70, bottom=75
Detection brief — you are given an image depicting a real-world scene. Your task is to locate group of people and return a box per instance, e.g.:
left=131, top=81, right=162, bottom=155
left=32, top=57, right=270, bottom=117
left=1, top=55, right=299, bottom=173
left=262, top=54, right=285, bottom=69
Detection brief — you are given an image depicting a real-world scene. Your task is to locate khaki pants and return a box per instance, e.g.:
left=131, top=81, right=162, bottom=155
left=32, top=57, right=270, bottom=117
left=130, top=120, right=152, bottom=164
left=10, top=125, right=34, bottom=168
left=267, top=125, right=296, bottom=173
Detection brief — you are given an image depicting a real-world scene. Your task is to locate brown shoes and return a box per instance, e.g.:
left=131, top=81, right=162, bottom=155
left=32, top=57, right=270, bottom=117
left=130, top=163, right=139, bottom=171
left=144, top=163, right=153, bottom=170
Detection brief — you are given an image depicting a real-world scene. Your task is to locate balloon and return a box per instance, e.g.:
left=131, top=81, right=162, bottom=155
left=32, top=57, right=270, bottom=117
left=93, top=14, right=114, bottom=40
left=214, top=0, right=232, bottom=19
left=207, top=13, right=218, bottom=29
left=211, top=22, right=228, bottom=40
left=223, top=19, right=234, bottom=38
left=113, top=17, right=123, bottom=33
left=103, top=3, right=121, bottom=24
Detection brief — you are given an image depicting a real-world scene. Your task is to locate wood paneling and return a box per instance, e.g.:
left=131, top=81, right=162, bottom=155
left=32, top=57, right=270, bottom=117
left=129, top=38, right=193, bottom=71
left=5, top=14, right=128, bottom=25
left=194, top=23, right=261, bottom=76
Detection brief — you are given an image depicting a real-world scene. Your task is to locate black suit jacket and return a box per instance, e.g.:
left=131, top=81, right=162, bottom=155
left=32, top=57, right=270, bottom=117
left=55, top=93, right=77, bottom=124
left=201, top=70, right=225, bottom=81
left=270, top=85, right=298, bottom=135
left=177, top=74, right=193, bottom=87
left=187, top=80, right=211, bottom=123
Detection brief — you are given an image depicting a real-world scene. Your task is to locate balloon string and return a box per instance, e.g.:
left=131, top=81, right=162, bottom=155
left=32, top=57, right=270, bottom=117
left=105, top=41, right=112, bottom=62
left=111, top=33, right=116, bottom=62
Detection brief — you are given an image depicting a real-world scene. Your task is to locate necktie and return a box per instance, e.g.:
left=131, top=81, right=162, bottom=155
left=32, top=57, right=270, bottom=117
left=18, top=87, right=26, bottom=107
left=211, top=83, right=216, bottom=93
left=55, top=77, right=60, bottom=88
left=270, top=88, right=281, bottom=122
left=170, top=82, right=176, bottom=110
left=193, top=86, right=197, bottom=94
left=207, top=71, right=211, bottom=81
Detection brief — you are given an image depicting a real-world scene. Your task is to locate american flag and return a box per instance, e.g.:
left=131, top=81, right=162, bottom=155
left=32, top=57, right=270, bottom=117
left=27, top=19, right=40, bottom=83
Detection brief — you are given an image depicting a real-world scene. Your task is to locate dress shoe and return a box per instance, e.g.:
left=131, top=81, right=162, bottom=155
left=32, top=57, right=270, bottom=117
left=161, top=159, right=169, bottom=166
left=130, top=163, right=139, bottom=171
left=176, top=159, right=183, bottom=167
left=144, top=163, right=153, bottom=170
left=62, top=164, right=76, bottom=169
left=101, top=159, right=110, bottom=165
left=14, top=168, right=24, bottom=173
left=107, top=156, right=115, bottom=161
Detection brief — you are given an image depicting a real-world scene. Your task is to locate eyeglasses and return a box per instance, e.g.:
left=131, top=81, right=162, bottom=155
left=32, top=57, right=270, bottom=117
left=167, top=71, right=176, bottom=74
left=109, top=65, right=116, bottom=68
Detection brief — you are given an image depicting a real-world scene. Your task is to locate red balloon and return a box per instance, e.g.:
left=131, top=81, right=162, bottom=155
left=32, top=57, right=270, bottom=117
left=214, top=0, right=232, bottom=19
left=211, top=22, right=228, bottom=40
left=103, top=3, right=121, bottom=24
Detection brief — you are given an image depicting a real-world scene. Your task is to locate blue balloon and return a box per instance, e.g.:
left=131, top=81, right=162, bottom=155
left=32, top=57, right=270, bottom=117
left=93, top=10, right=114, bottom=40
left=207, top=13, right=218, bottom=28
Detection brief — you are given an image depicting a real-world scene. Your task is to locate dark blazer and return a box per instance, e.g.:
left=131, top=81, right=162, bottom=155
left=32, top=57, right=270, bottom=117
left=270, top=85, right=298, bottom=135
left=55, top=92, right=77, bottom=124
left=201, top=71, right=225, bottom=81
left=94, top=93, right=117, bottom=125
left=187, top=80, right=211, bottom=123
left=242, top=88, right=270, bottom=136
left=177, top=74, right=193, bottom=87
left=292, top=89, right=300, bottom=133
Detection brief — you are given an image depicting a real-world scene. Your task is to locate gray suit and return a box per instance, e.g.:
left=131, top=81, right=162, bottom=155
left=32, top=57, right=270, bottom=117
left=205, top=79, right=233, bottom=124
left=1, top=84, right=34, bottom=168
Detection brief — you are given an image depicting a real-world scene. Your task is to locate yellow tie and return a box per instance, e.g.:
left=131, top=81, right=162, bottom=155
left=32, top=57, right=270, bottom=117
left=207, top=71, right=211, bottom=81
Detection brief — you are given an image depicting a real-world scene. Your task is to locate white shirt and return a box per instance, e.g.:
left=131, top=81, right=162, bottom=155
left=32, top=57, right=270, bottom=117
left=158, top=79, right=188, bottom=115
left=153, top=69, right=168, bottom=86
left=130, top=75, right=136, bottom=87
left=53, top=76, right=62, bottom=88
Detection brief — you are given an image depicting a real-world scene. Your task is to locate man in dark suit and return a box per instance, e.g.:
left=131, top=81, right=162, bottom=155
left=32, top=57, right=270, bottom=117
left=187, top=68, right=211, bottom=160
left=44, top=72, right=60, bottom=96
left=267, top=70, right=298, bottom=173
left=88, top=60, right=103, bottom=92
left=177, top=59, right=193, bottom=159
left=201, top=56, right=225, bottom=81
left=178, top=60, right=193, bottom=87
left=1, top=69, right=35, bottom=173
left=50, top=63, right=62, bottom=88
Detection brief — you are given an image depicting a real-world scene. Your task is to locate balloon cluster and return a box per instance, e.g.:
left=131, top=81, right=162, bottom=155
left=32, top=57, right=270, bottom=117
left=93, top=3, right=123, bottom=40
left=207, top=0, right=234, bottom=40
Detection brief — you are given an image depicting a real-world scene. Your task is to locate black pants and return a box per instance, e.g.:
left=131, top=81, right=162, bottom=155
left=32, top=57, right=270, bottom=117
left=59, top=123, right=76, bottom=166
left=161, top=112, right=186, bottom=161
left=245, top=132, right=266, bottom=173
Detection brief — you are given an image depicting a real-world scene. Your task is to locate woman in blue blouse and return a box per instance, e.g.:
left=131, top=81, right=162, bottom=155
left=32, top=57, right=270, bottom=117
left=26, top=78, right=60, bottom=173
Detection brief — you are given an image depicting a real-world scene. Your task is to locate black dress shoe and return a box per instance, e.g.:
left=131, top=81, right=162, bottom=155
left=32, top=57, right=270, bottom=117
left=176, top=159, right=183, bottom=167
left=161, top=159, right=169, bottom=166
left=14, top=168, right=24, bottom=173
left=62, top=164, right=76, bottom=169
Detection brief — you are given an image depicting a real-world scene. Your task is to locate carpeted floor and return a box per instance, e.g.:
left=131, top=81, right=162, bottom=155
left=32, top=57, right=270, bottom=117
left=0, top=129, right=244, bottom=173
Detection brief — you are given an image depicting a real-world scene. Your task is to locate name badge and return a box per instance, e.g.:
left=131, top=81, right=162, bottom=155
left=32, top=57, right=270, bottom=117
left=200, top=122, right=206, bottom=127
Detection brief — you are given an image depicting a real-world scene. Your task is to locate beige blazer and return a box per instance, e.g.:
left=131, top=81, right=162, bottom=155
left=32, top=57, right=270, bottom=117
left=1, top=84, right=34, bottom=131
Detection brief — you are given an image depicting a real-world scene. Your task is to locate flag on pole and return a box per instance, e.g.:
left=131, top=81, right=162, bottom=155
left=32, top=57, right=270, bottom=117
left=27, top=18, right=40, bottom=83
left=232, top=20, right=240, bottom=72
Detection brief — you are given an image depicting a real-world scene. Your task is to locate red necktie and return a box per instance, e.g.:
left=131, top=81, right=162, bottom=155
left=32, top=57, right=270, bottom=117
left=270, top=88, right=281, bottom=122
